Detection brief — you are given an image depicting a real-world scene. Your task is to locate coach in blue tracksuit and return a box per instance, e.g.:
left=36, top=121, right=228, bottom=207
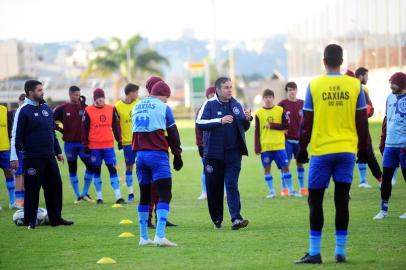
left=196, top=77, right=252, bottom=230
left=10, top=80, right=73, bottom=229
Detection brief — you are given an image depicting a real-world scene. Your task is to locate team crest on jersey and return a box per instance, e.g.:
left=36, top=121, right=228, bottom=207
left=395, top=97, right=406, bottom=117
left=233, top=107, right=240, bottom=115
left=42, top=110, right=49, bottom=117
left=99, top=114, right=107, bottom=122
left=206, top=165, right=214, bottom=173
left=27, top=168, right=37, bottom=175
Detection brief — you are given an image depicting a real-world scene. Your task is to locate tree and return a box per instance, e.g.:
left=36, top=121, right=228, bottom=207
left=82, top=34, right=169, bottom=101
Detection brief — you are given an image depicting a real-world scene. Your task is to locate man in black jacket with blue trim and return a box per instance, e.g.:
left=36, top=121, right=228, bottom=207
left=196, top=77, right=252, bottom=230
left=10, top=80, right=73, bottom=229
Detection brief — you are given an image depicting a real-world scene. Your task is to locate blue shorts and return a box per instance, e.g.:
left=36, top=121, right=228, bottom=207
left=123, top=144, right=136, bottom=166
left=383, top=147, right=406, bottom=169
left=0, top=150, right=11, bottom=169
left=308, top=153, right=356, bottom=189
left=285, top=140, right=300, bottom=160
left=64, top=142, right=90, bottom=162
left=261, top=150, right=289, bottom=169
left=90, top=148, right=116, bottom=166
left=136, top=151, right=171, bottom=184
left=15, top=151, right=24, bottom=176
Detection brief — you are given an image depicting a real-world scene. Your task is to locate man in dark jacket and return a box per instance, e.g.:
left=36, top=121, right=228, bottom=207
left=196, top=77, right=252, bottom=230
left=10, top=80, right=73, bottom=229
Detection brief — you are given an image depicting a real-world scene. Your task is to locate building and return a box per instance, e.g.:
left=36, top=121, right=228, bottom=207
left=0, top=39, right=37, bottom=79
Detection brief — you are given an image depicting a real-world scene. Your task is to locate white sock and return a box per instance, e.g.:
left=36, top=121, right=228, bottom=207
left=114, top=189, right=122, bottom=199
left=128, top=186, right=134, bottom=194
left=97, top=192, right=103, bottom=200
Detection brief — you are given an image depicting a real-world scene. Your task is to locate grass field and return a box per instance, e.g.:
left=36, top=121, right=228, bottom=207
left=0, top=121, right=405, bottom=270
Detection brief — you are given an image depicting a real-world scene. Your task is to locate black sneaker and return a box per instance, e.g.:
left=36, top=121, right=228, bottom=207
left=231, top=219, right=249, bottom=230
left=294, top=253, right=322, bottom=264
left=128, top=193, right=134, bottom=202
left=60, top=218, right=74, bottom=226
left=148, top=221, right=156, bottom=229
left=335, top=255, right=347, bottom=263
left=96, top=199, right=104, bottom=204
left=27, top=223, right=36, bottom=230
left=166, top=220, right=177, bottom=227
left=214, top=221, right=222, bottom=229
left=115, top=198, right=127, bottom=204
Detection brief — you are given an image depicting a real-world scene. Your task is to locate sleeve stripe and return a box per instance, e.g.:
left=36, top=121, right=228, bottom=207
left=10, top=104, right=26, bottom=161
left=196, top=99, right=222, bottom=125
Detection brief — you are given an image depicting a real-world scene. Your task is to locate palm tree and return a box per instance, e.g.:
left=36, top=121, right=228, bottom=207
left=82, top=34, right=169, bottom=101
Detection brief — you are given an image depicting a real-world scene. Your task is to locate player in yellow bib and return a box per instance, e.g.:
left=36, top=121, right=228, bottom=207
left=295, top=44, right=369, bottom=264
left=254, top=89, right=300, bottom=198
left=114, top=83, right=140, bottom=202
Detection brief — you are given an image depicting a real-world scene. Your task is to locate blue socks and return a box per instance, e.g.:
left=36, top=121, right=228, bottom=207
left=381, top=200, right=389, bottom=212
left=138, top=204, right=149, bottom=240
left=109, top=173, right=121, bottom=199
left=81, top=170, right=93, bottom=196
left=309, top=230, right=322, bottom=256
left=264, top=174, right=274, bottom=193
left=335, top=230, right=348, bottom=256
left=283, top=172, right=293, bottom=193
left=125, top=170, right=133, bottom=189
left=5, top=177, right=15, bottom=205
left=156, top=202, right=170, bottom=238
left=15, top=190, right=24, bottom=204
left=280, top=170, right=287, bottom=189
left=93, top=173, right=103, bottom=200
left=69, top=173, right=81, bottom=198
left=297, top=167, right=305, bottom=189
left=357, top=163, right=367, bottom=183
left=201, top=172, right=207, bottom=193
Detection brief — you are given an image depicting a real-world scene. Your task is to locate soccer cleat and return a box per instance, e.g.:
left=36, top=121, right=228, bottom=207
left=280, top=188, right=289, bottom=197
left=358, top=182, right=371, bottom=188
left=139, top=238, right=154, bottom=246
left=294, top=253, right=322, bottom=264
left=27, top=224, right=36, bottom=230
left=74, top=196, right=83, bottom=204
left=289, top=190, right=302, bottom=197
left=197, top=192, right=207, bottom=200
left=266, top=191, right=276, bottom=198
left=300, top=188, right=309, bottom=196
left=231, top=219, right=249, bottom=230
left=166, top=220, right=177, bottom=227
left=335, top=255, right=347, bottom=263
left=153, top=236, right=178, bottom=247
left=373, top=211, right=388, bottom=220
left=128, top=193, right=134, bottom=202
left=399, top=213, right=406, bottom=219
left=82, top=194, right=95, bottom=203
left=96, top=199, right=104, bottom=204
left=115, top=198, right=127, bottom=204
left=214, top=221, right=222, bottom=229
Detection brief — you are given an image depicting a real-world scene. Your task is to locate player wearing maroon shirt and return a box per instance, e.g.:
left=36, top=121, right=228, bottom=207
left=278, top=82, right=308, bottom=196
left=54, top=86, right=94, bottom=203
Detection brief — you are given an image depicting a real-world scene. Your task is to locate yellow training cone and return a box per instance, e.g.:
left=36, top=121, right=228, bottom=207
left=120, top=219, right=133, bottom=225
left=112, top=204, right=123, bottom=208
left=119, top=232, right=135, bottom=238
left=97, top=257, right=116, bottom=264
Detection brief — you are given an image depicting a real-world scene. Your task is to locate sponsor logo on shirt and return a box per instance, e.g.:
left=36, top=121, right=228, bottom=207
left=42, top=110, right=49, bottom=117
left=34, top=113, right=39, bottom=117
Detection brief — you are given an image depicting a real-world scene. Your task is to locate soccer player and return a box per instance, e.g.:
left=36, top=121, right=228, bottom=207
left=354, top=67, right=382, bottom=188
left=196, top=77, right=251, bottom=230
left=11, top=80, right=74, bottom=228
left=10, top=94, right=26, bottom=208
left=374, top=72, right=406, bottom=220
left=54, top=86, right=94, bottom=203
left=254, top=89, right=292, bottom=198
left=0, top=104, right=16, bottom=209
left=195, top=86, right=216, bottom=200
left=114, top=83, right=140, bottom=202
left=295, top=44, right=368, bottom=264
left=278, top=81, right=308, bottom=196
left=132, top=81, right=183, bottom=247
left=82, top=88, right=125, bottom=204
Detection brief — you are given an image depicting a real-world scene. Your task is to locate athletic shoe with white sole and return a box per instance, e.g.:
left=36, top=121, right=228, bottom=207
left=399, top=213, right=406, bottom=219
left=197, top=192, right=207, bottom=200
left=359, top=182, right=372, bottom=188
left=266, top=192, right=276, bottom=199
left=289, top=191, right=302, bottom=197
left=373, top=211, right=388, bottom=220
left=139, top=238, right=154, bottom=246
left=153, top=236, right=177, bottom=247
left=9, top=203, right=20, bottom=209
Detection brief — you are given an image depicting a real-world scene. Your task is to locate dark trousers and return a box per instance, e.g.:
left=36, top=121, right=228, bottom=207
left=367, top=142, right=382, bottom=180
left=205, top=153, right=242, bottom=223
left=24, top=158, right=63, bottom=226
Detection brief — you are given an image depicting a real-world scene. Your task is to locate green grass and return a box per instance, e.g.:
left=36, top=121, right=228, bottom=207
left=1, top=121, right=405, bottom=270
